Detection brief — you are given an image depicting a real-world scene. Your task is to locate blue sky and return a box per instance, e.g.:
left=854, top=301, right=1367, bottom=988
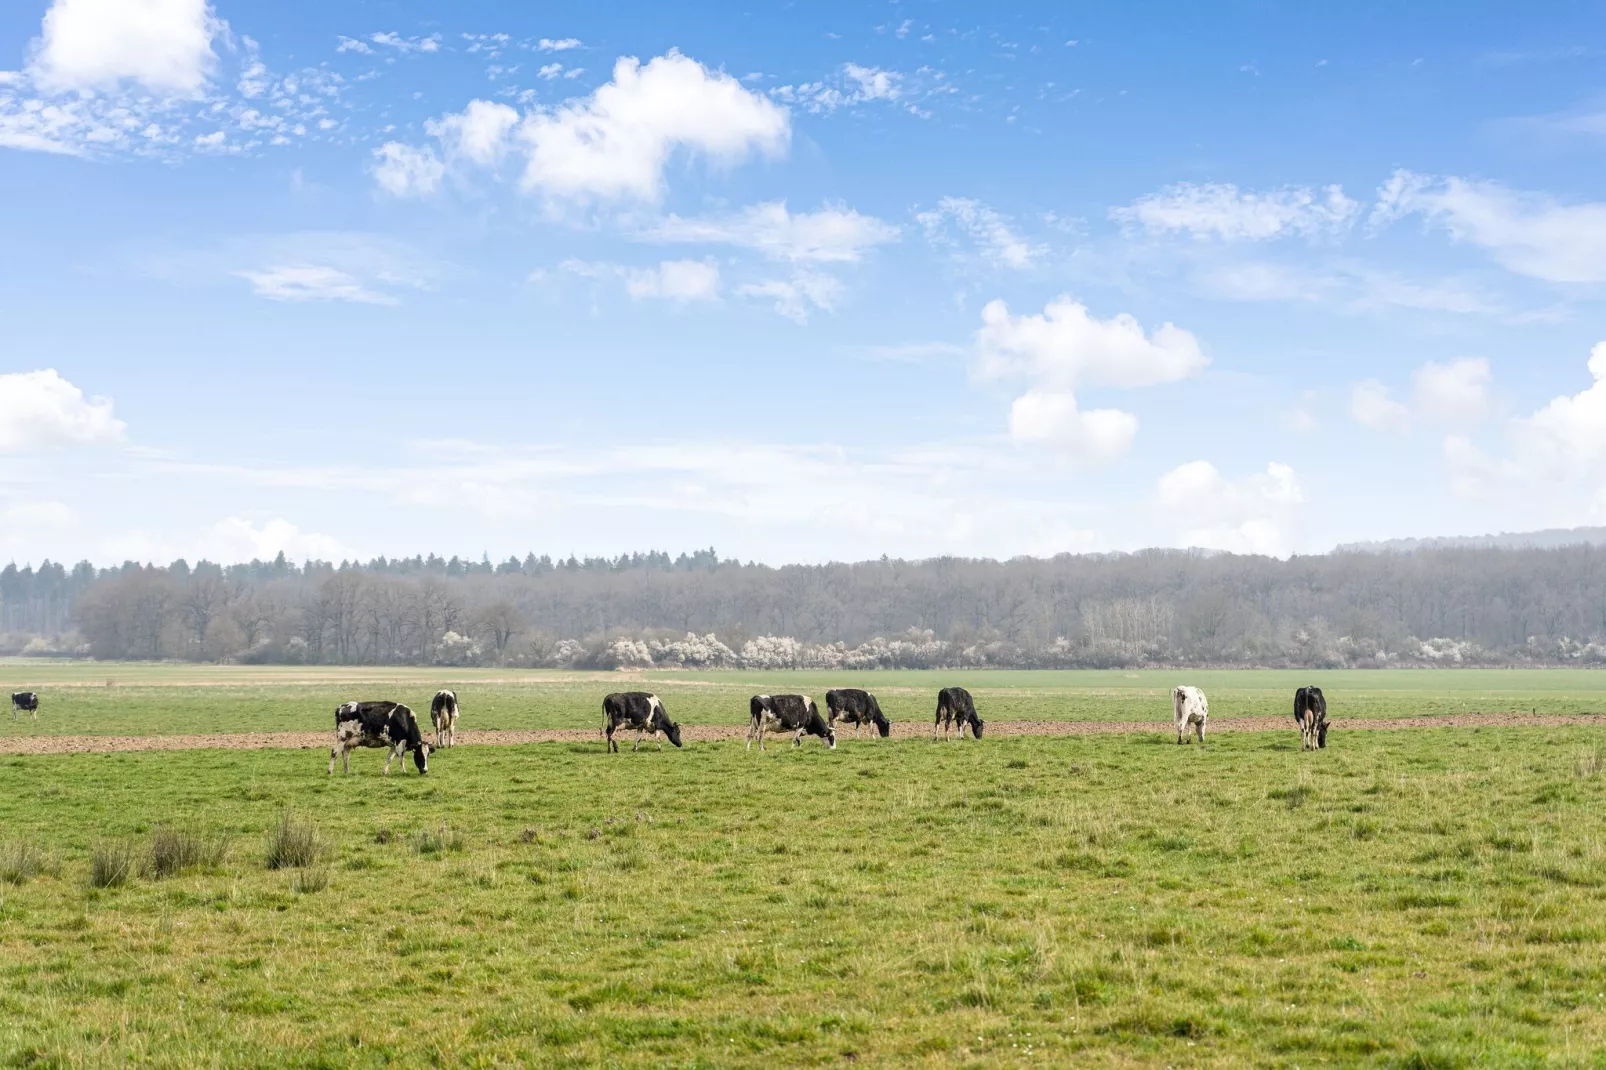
left=2, top=0, right=1605, bottom=566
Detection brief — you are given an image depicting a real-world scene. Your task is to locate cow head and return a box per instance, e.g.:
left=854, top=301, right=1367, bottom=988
left=663, top=719, right=684, bottom=748
left=1317, top=722, right=1329, bottom=749
left=825, top=726, right=837, bottom=749
left=412, top=740, right=432, bottom=773
left=970, top=715, right=985, bottom=739
left=875, top=716, right=892, bottom=738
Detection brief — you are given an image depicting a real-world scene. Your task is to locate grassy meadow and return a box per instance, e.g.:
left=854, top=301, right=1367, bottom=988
left=1, top=665, right=1606, bottom=1065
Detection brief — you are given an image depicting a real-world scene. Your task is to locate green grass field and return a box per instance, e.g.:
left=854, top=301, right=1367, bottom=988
left=1, top=662, right=1603, bottom=737
left=2, top=665, right=1606, bottom=1066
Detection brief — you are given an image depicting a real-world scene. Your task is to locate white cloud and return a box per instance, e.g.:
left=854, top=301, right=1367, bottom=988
left=1509, top=342, right=1606, bottom=477
left=843, top=63, right=899, bottom=102
left=519, top=50, right=788, bottom=202
left=372, top=141, right=445, bottom=197
left=0, top=369, right=125, bottom=451
left=562, top=258, right=721, bottom=303
left=28, top=0, right=221, bottom=95
left=236, top=265, right=397, bottom=305
left=1154, top=460, right=1304, bottom=557
left=335, top=36, right=373, bottom=54
left=974, top=297, right=1205, bottom=461
left=1007, top=390, right=1137, bottom=460
left=772, top=63, right=906, bottom=114
left=974, top=296, right=1207, bottom=390
left=1371, top=169, right=1606, bottom=283
left=917, top=197, right=1043, bottom=269
left=738, top=273, right=843, bottom=323
left=369, top=32, right=441, bottom=55
left=643, top=201, right=898, bottom=262
left=537, top=62, right=563, bottom=80
left=1350, top=379, right=1411, bottom=433
left=196, top=517, right=355, bottom=564
left=537, top=38, right=582, bottom=52
left=1413, top=357, right=1491, bottom=426
left=1112, top=182, right=1359, bottom=241
left=425, top=99, right=519, bottom=166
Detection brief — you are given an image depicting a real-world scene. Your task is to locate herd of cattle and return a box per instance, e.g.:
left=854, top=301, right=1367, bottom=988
left=308, top=682, right=1330, bottom=774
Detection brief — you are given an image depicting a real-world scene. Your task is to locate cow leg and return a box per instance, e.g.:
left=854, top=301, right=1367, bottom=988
left=328, top=745, right=339, bottom=775
left=793, top=727, right=804, bottom=748
left=633, top=727, right=643, bottom=753
left=607, top=725, right=617, bottom=753
left=384, top=744, right=399, bottom=775
left=759, top=722, right=767, bottom=752
left=1195, top=719, right=1205, bottom=745
left=656, top=730, right=665, bottom=752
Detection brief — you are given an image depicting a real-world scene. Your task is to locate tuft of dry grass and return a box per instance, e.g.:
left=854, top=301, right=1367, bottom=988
left=265, top=812, right=324, bottom=870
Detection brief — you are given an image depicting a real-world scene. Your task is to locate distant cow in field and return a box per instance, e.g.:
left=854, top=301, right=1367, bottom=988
left=1172, top=686, right=1208, bottom=744
left=10, top=692, right=37, bottom=721
left=825, top=688, right=891, bottom=738
left=1294, top=686, right=1328, bottom=750
left=933, top=687, right=984, bottom=740
left=748, top=694, right=835, bottom=751
left=329, top=701, right=431, bottom=775
left=430, top=689, right=460, bottom=748
left=602, top=692, right=683, bottom=753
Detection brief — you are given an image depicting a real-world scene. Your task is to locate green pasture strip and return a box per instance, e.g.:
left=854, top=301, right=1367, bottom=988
left=2, top=729, right=1606, bottom=1066
left=0, top=664, right=1603, bottom=737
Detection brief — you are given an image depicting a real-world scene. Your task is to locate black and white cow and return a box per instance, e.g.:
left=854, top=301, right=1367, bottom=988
left=430, top=689, right=460, bottom=748
left=10, top=692, right=38, bottom=721
left=824, top=688, right=891, bottom=738
left=747, top=694, right=835, bottom=751
left=933, top=686, right=984, bottom=740
left=602, top=691, right=683, bottom=753
left=1293, top=685, right=1329, bottom=751
left=328, top=701, right=431, bottom=775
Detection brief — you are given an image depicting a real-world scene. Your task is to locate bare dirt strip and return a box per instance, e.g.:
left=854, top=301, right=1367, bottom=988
left=0, top=713, right=1600, bottom=756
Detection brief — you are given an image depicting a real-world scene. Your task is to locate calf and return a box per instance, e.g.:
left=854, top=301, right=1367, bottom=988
left=430, top=689, right=460, bottom=748
left=747, top=694, right=835, bottom=751
left=1173, top=686, right=1208, bottom=744
left=328, top=701, right=431, bottom=775
left=1293, top=686, right=1328, bottom=751
left=824, top=688, right=891, bottom=738
left=10, top=692, right=37, bottom=721
left=602, top=691, right=683, bottom=753
left=933, top=687, right=984, bottom=740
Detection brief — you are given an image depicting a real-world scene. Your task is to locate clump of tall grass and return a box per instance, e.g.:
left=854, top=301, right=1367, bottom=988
left=90, top=840, right=136, bottom=889
left=147, top=825, right=230, bottom=878
left=0, top=839, right=59, bottom=885
left=414, top=824, right=465, bottom=856
left=292, top=867, right=330, bottom=894
left=1576, top=749, right=1604, bottom=778
left=265, top=812, right=324, bottom=870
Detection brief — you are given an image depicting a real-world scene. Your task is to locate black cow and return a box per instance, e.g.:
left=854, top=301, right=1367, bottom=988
left=602, top=691, right=683, bottom=753
left=934, top=686, right=984, bottom=740
left=824, top=688, right=891, bottom=738
left=10, top=692, right=38, bottom=721
left=1294, top=686, right=1329, bottom=751
left=328, top=701, right=431, bottom=774
left=747, top=694, right=835, bottom=751
left=430, top=689, right=460, bottom=748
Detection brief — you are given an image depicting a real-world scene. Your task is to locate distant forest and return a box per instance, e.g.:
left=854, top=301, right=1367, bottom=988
left=5, top=542, right=1606, bottom=669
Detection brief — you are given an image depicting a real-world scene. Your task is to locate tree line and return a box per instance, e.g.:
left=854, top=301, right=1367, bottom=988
left=5, top=542, right=1606, bottom=668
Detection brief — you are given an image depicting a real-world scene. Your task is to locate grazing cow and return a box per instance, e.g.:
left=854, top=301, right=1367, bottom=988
left=747, top=694, right=835, bottom=751
left=602, top=691, right=683, bottom=753
left=1293, top=686, right=1329, bottom=751
left=1172, top=686, right=1208, bottom=745
left=328, top=701, right=431, bottom=775
left=933, top=687, right=984, bottom=740
left=430, top=689, right=460, bottom=748
left=824, top=688, right=891, bottom=738
left=10, top=692, right=38, bottom=721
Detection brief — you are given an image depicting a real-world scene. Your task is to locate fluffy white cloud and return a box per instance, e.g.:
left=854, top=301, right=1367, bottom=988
left=974, top=297, right=1204, bottom=461
left=0, top=370, right=125, bottom=451
left=1371, top=170, right=1606, bottom=283
left=196, top=517, right=355, bottom=564
left=518, top=51, right=788, bottom=202
left=426, top=99, right=519, bottom=166
left=1413, top=357, right=1491, bottom=426
left=1112, top=182, right=1359, bottom=241
left=372, top=141, right=445, bottom=197
left=1350, top=379, right=1411, bottom=433
left=1154, top=460, right=1304, bottom=557
left=368, top=32, right=441, bottom=55
left=974, top=296, right=1207, bottom=390
left=643, top=202, right=898, bottom=262
left=1510, top=342, right=1606, bottom=477
left=562, top=258, right=721, bottom=303
left=236, top=265, right=397, bottom=305
left=27, top=0, right=221, bottom=95
left=537, top=38, right=582, bottom=52
left=1007, top=390, right=1137, bottom=460
left=737, top=273, right=842, bottom=323
left=916, top=197, right=1042, bottom=269
left=772, top=63, right=905, bottom=114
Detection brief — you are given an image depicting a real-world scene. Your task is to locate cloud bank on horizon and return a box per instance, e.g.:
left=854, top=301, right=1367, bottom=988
left=2, top=0, right=1605, bottom=566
